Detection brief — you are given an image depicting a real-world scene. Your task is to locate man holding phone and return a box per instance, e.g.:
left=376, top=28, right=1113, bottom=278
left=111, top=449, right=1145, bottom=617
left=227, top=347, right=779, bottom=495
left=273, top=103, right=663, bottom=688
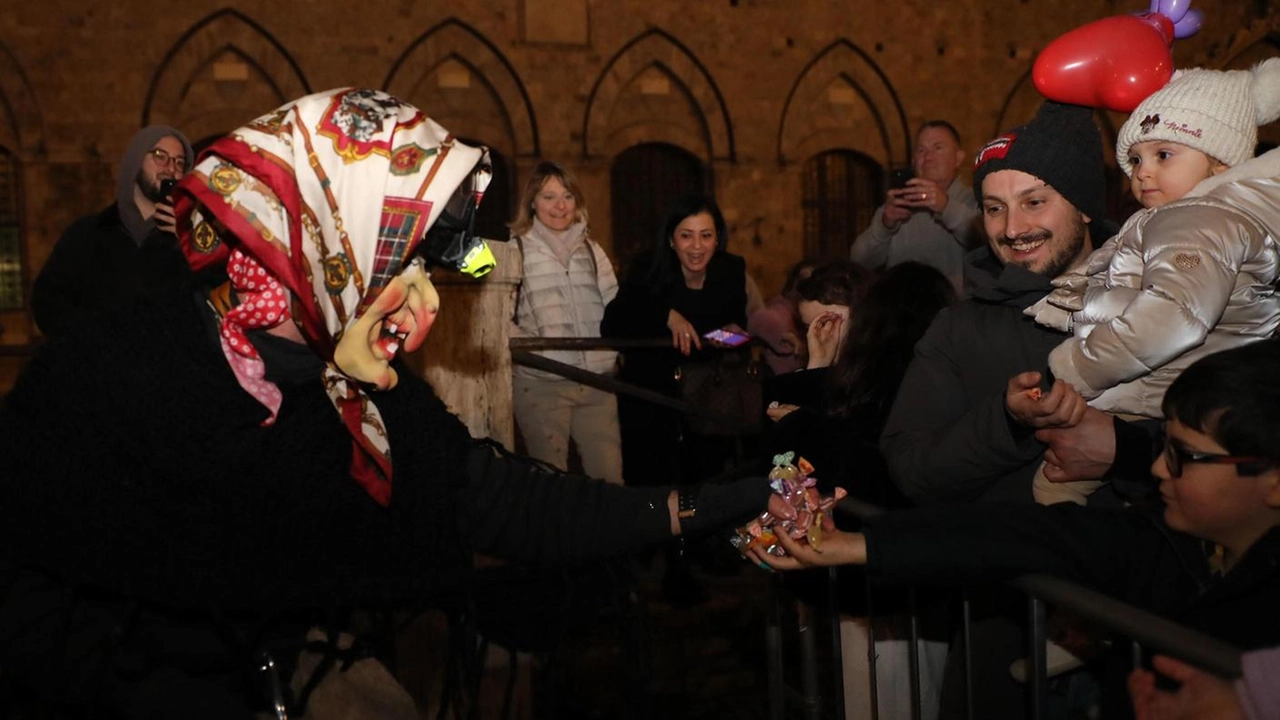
left=33, top=126, right=195, bottom=336
left=850, top=120, right=978, bottom=296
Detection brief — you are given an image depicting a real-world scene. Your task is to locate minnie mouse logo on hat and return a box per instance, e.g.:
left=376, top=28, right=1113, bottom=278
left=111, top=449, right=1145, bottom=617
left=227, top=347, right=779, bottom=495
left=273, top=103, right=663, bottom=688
left=1140, top=114, right=1161, bottom=134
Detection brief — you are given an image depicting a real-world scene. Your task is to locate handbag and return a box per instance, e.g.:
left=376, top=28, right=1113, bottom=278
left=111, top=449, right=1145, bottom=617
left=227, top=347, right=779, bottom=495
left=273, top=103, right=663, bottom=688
left=676, top=349, right=764, bottom=436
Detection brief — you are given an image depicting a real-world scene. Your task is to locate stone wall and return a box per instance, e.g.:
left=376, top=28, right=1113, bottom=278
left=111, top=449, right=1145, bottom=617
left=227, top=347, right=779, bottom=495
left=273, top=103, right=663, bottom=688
left=1, top=0, right=1278, bottom=392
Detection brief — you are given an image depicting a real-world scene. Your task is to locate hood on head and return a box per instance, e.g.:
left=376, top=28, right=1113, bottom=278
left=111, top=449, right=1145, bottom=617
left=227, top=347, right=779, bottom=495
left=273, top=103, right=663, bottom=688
left=116, top=125, right=194, bottom=244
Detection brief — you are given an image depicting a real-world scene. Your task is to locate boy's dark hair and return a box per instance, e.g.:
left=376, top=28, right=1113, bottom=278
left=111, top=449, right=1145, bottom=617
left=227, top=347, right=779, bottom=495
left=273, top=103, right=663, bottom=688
left=781, top=259, right=821, bottom=299
left=827, top=262, right=956, bottom=427
left=796, top=261, right=870, bottom=309
left=1163, top=340, right=1280, bottom=470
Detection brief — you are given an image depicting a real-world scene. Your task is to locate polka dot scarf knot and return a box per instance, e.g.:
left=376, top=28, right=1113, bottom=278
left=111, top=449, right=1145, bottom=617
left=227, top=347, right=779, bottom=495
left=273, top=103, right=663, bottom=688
left=221, top=248, right=291, bottom=424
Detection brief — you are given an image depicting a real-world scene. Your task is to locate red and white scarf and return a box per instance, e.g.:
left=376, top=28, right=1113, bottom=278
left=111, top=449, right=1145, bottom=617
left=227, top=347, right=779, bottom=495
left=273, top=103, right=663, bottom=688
left=176, top=88, right=488, bottom=506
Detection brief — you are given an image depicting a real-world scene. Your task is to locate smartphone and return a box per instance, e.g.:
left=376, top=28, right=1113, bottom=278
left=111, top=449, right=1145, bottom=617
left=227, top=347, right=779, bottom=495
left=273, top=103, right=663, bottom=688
left=888, top=166, right=914, bottom=190
left=703, top=328, right=751, bottom=347
left=159, top=178, right=178, bottom=198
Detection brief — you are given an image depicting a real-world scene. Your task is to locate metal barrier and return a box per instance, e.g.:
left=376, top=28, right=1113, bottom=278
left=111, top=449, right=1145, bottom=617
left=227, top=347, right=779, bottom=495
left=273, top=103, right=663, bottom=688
left=509, top=336, right=1245, bottom=719
left=833, top=498, right=1243, bottom=720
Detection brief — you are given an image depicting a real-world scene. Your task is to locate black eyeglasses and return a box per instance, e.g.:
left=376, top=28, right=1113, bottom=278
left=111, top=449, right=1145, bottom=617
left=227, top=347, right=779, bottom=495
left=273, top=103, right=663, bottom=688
left=1161, top=441, right=1271, bottom=479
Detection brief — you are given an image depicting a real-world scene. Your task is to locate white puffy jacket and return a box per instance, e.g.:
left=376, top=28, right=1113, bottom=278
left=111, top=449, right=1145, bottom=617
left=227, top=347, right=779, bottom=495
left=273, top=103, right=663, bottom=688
left=511, top=222, right=619, bottom=380
left=1042, top=148, right=1280, bottom=417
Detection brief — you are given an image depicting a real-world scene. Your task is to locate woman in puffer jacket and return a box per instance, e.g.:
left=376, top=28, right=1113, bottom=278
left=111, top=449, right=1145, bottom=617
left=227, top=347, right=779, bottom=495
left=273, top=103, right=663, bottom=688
left=510, top=161, right=624, bottom=484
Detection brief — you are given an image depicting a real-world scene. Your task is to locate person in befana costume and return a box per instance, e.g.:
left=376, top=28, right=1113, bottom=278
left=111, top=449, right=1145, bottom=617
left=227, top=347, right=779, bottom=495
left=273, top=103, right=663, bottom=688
left=0, top=88, right=784, bottom=718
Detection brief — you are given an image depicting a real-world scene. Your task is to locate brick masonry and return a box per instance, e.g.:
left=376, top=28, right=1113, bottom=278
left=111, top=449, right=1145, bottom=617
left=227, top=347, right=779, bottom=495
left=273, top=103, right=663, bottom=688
left=0, top=0, right=1277, bottom=385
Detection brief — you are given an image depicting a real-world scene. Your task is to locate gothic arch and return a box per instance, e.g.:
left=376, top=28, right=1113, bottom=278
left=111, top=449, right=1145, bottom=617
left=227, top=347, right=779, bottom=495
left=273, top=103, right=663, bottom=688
left=777, top=40, right=909, bottom=167
left=383, top=18, right=539, bottom=160
left=582, top=28, right=734, bottom=162
left=0, top=41, right=44, bottom=154
left=143, top=9, right=309, bottom=140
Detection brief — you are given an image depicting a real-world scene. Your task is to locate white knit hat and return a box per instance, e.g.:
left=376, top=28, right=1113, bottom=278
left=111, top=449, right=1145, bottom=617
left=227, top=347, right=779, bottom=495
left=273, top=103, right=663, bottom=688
left=1116, top=58, right=1280, bottom=176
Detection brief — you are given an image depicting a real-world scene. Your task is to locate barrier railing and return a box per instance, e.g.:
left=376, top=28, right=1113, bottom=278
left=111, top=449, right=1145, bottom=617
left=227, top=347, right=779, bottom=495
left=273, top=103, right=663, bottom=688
left=833, top=497, right=1243, bottom=720
left=509, top=336, right=1244, bottom=719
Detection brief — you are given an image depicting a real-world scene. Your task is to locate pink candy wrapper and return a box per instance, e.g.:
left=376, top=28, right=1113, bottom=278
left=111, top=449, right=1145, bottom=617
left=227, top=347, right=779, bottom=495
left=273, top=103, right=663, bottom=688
left=730, top=452, right=847, bottom=556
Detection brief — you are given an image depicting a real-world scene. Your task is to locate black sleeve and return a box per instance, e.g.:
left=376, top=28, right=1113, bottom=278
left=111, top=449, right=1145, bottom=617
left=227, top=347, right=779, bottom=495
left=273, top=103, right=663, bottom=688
left=879, top=310, right=1044, bottom=504
left=464, top=442, right=772, bottom=565
left=863, top=502, right=1188, bottom=609
left=601, top=276, right=671, bottom=338
left=1107, top=416, right=1163, bottom=503
left=31, top=221, right=94, bottom=336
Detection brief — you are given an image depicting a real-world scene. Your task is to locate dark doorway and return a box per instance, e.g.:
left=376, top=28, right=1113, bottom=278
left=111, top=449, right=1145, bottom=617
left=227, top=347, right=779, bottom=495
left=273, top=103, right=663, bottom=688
left=802, top=149, right=884, bottom=263
left=610, top=142, right=708, bottom=275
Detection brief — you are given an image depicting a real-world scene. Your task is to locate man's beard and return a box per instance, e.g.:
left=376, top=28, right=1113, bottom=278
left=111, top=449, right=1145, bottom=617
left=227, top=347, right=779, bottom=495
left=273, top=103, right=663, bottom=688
left=136, top=168, right=166, bottom=203
left=1003, top=213, right=1087, bottom=279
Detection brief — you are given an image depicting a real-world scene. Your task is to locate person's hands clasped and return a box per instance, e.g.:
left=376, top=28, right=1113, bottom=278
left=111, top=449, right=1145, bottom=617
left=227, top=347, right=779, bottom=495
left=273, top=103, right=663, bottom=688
left=1037, top=406, right=1116, bottom=483
left=1006, top=371, right=1088, bottom=430
left=805, top=311, right=844, bottom=369
left=154, top=199, right=178, bottom=235
left=1128, top=655, right=1244, bottom=720
left=667, top=309, right=701, bottom=356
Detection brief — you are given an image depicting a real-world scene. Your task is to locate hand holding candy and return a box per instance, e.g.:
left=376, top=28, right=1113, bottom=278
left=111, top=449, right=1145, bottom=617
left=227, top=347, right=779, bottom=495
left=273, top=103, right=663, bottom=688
left=731, top=453, right=848, bottom=557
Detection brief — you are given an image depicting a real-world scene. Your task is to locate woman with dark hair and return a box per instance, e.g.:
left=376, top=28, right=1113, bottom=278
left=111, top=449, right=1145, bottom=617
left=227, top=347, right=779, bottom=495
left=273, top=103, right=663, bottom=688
left=602, top=193, right=756, bottom=602
left=601, top=193, right=754, bottom=486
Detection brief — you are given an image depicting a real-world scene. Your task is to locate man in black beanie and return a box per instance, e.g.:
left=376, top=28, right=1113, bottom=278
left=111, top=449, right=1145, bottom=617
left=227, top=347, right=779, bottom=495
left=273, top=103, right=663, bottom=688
left=878, top=100, right=1119, bottom=719
left=882, top=101, right=1112, bottom=507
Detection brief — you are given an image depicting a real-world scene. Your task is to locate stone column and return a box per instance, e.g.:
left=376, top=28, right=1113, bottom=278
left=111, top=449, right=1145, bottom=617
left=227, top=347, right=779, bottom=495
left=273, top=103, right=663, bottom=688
left=405, top=240, right=521, bottom=450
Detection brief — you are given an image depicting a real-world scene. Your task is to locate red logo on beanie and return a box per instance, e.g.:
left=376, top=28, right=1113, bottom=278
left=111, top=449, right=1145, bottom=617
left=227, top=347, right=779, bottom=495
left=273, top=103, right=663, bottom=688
left=975, top=133, right=1016, bottom=169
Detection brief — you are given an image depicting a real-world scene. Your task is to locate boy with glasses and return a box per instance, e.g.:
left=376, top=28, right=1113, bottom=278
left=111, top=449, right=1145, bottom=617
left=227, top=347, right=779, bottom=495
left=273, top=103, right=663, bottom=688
left=32, top=125, right=195, bottom=336
left=753, top=340, right=1280, bottom=715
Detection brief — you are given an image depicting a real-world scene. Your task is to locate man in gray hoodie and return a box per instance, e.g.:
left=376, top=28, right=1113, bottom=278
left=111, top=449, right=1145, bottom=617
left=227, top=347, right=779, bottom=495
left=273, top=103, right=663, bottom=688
left=32, top=125, right=195, bottom=336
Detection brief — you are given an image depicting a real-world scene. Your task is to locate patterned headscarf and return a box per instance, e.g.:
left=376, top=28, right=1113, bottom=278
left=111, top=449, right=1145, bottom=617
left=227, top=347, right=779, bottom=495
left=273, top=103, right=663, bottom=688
left=174, top=88, right=490, bottom=506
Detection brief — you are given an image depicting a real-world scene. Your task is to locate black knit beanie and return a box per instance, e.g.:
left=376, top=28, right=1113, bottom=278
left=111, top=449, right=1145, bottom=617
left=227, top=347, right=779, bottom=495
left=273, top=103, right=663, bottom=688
left=972, top=101, right=1106, bottom=224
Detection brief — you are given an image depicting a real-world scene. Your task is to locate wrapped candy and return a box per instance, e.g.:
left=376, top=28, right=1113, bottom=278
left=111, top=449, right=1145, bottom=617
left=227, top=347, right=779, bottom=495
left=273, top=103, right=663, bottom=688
left=730, top=452, right=847, bottom=557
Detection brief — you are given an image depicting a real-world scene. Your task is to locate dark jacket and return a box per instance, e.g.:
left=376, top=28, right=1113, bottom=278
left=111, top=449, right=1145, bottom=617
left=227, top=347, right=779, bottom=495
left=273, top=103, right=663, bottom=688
left=879, top=247, right=1070, bottom=505
left=32, top=125, right=196, bottom=337
left=1, top=292, right=764, bottom=612
left=602, top=250, right=748, bottom=393
left=866, top=501, right=1280, bottom=652
left=31, top=204, right=192, bottom=336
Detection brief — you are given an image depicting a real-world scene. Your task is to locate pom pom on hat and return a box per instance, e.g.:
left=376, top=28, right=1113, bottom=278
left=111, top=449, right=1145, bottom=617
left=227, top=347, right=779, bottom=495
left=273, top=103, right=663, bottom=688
left=1117, top=58, right=1280, bottom=175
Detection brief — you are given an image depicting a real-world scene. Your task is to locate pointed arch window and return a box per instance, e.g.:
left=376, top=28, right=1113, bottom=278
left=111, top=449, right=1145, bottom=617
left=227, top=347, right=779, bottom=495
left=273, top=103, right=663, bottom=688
left=610, top=142, right=708, bottom=274
left=0, top=147, right=22, bottom=310
left=802, top=149, right=883, bottom=263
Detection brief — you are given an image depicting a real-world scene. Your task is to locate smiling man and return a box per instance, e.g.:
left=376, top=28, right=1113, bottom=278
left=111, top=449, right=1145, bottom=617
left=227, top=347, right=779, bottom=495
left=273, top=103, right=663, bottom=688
left=875, top=100, right=1116, bottom=720
left=881, top=101, right=1111, bottom=507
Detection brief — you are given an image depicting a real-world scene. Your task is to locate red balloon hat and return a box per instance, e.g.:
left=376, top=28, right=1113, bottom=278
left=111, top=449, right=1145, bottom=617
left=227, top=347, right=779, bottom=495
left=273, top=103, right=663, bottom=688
left=1033, top=0, right=1204, bottom=112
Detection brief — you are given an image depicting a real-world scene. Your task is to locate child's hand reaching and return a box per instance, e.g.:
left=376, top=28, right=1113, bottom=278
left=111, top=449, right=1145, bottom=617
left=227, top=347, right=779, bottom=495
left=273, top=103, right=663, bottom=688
left=1006, top=371, right=1088, bottom=430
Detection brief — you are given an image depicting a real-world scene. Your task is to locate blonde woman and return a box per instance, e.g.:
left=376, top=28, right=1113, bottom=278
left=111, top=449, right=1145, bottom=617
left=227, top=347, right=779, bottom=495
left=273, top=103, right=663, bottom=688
left=510, top=161, right=623, bottom=484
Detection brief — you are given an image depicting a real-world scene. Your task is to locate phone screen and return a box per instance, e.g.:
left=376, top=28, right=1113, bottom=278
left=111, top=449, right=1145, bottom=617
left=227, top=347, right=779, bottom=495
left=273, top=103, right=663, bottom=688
left=703, top=329, right=751, bottom=347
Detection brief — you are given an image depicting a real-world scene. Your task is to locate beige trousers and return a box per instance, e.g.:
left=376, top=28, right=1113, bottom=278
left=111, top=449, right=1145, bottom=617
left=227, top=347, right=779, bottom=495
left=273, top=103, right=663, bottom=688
left=513, top=375, right=624, bottom=485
